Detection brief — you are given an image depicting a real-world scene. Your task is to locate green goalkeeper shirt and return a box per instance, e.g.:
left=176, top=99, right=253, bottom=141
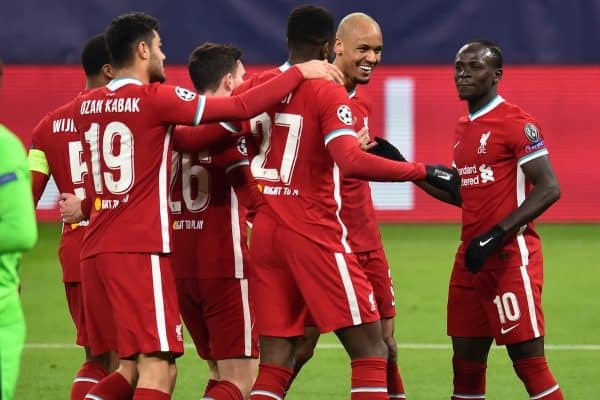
left=0, top=124, right=37, bottom=301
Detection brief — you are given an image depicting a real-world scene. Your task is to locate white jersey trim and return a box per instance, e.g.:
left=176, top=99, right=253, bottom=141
left=332, top=163, right=351, bottom=253
left=468, top=95, right=505, bottom=121
left=219, top=121, right=240, bottom=133
left=230, top=188, right=244, bottom=278
left=518, top=148, right=548, bottom=166
left=239, top=279, right=252, bottom=356
left=334, top=252, right=362, bottom=325
left=324, top=128, right=357, bottom=147
left=520, top=263, right=541, bottom=338
left=279, top=61, right=291, bottom=72
left=159, top=126, right=172, bottom=253
left=106, top=77, right=143, bottom=91
left=151, top=254, right=170, bottom=351
left=225, top=159, right=249, bottom=174
left=193, top=95, right=206, bottom=125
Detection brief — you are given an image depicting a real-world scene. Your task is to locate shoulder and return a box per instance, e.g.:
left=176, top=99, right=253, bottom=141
left=500, top=101, right=541, bottom=134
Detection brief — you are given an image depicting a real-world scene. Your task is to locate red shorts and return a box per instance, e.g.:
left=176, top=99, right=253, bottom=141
left=356, top=248, right=396, bottom=319
left=81, top=253, right=184, bottom=358
left=447, top=260, right=545, bottom=345
left=176, top=277, right=258, bottom=360
left=250, top=213, right=380, bottom=336
left=64, top=282, right=88, bottom=347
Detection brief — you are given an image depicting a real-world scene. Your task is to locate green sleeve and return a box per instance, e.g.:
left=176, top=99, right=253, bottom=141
left=0, top=124, right=38, bottom=253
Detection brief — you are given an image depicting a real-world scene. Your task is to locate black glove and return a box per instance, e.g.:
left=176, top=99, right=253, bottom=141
left=367, top=136, right=406, bottom=162
left=464, top=225, right=506, bottom=273
left=425, top=165, right=460, bottom=202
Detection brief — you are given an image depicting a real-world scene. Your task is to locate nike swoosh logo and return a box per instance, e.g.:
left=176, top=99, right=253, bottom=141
left=479, top=237, right=493, bottom=246
left=500, top=324, right=519, bottom=335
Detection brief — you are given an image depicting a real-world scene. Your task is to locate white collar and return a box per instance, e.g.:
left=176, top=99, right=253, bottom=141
left=279, top=61, right=292, bottom=72
left=468, top=95, right=505, bottom=121
left=106, top=77, right=143, bottom=91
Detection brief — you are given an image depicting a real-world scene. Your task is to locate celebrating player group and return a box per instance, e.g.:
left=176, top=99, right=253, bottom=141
left=24, top=3, right=563, bottom=400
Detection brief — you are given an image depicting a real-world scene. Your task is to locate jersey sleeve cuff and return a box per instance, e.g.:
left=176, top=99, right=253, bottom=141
left=324, top=129, right=357, bottom=146
left=193, top=95, right=207, bottom=125
left=518, top=148, right=548, bottom=166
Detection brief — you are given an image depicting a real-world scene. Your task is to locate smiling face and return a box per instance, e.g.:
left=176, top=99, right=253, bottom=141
left=335, top=17, right=383, bottom=89
left=454, top=43, right=502, bottom=108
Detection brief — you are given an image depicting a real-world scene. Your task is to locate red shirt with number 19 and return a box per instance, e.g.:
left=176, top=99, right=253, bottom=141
left=72, top=67, right=304, bottom=258
left=72, top=79, right=209, bottom=258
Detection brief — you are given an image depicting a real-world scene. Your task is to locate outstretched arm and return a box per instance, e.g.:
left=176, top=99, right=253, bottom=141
left=367, top=136, right=461, bottom=206
left=200, top=61, right=343, bottom=123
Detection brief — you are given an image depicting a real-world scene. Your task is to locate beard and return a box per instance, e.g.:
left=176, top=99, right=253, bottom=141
left=148, top=55, right=166, bottom=83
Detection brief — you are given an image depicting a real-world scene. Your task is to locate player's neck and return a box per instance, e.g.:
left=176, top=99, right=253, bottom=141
left=288, top=50, right=324, bottom=65
left=113, top=66, right=148, bottom=84
left=467, top=89, right=498, bottom=114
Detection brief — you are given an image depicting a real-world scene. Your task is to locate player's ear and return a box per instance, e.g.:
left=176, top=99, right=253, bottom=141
left=493, top=67, right=503, bottom=85
left=137, top=40, right=150, bottom=60
left=334, top=37, right=343, bottom=56
left=222, top=73, right=234, bottom=92
left=102, top=64, right=115, bottom=81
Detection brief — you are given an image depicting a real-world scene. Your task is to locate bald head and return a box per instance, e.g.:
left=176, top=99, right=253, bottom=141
left=337, top=12, right=381, bottom=41
left=334, top=13, right=383, bottom=89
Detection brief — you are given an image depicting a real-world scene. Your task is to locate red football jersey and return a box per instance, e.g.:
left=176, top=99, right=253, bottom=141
left=73, top=80, right=213, bottom=257
left=244, top=65, right=361, bottom=253
left=339, top=88, right=383, bottom=252
left=453, top=96, right=548, bottom=268
left=29, top=98, right=88, bottom=282
left=169, top=125, right=250, bottom=279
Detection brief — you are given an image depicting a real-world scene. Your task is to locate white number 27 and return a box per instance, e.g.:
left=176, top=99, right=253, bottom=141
left=249, top=112, right=302, bottom=184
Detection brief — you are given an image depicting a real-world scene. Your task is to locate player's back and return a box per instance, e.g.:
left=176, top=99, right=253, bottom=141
left=30, top=98, right=88, bottom=281
left=73, top=79, right=203, bottom=258
left=170, top=132, right=250, bottom=280
left=247, top=68, right=358, bottom=253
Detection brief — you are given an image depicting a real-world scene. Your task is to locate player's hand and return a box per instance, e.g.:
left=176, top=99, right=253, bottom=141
left=58, top=193, right=84, bottom=224
left=367, top=136, right=407, bottom=161
left=425, top=165, right=460, bottom=202
left=296, top=60, right=344, bottom=84
left=357, top=126, right=377, bottom=151
left=465, top=225, right=506, bottom=273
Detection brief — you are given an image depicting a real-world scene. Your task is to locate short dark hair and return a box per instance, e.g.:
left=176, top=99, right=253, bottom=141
left=469, top=39, right=503, bottom=68
left=287, top=5, right=335, bottom=48
left=105, top=12, right=159, bottom=68
left=188, top=43, right=242, bottom=93
left=80, top=34, right=111, bottom=77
